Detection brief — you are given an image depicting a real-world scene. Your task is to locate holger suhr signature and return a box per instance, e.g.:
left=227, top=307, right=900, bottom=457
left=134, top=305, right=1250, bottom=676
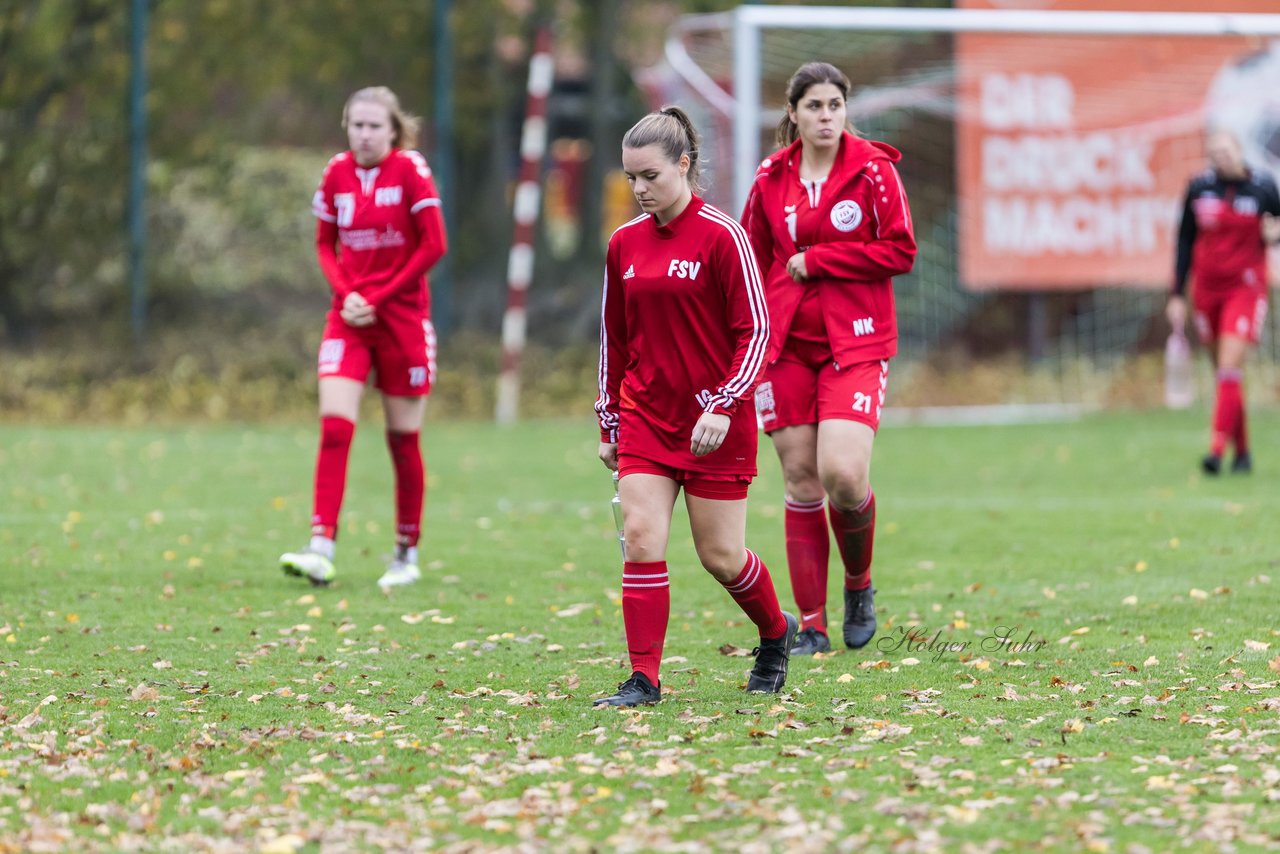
left=876, top=625, right=1048, bottom=662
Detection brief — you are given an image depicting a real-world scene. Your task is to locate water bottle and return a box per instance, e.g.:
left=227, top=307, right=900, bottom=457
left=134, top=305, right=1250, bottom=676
left=1164, top=331, right=1194, bottom=409
left=611, top=471, right=626, bottom=558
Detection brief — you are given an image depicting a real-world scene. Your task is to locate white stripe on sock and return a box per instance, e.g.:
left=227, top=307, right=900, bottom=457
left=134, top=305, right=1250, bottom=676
left=724, top=551, right=760, bottom=594
left=623, top=570, right=669, bottom=589
left=853, top=490, right=874, bottom=514
left=785, top=498, right=825, bottom=512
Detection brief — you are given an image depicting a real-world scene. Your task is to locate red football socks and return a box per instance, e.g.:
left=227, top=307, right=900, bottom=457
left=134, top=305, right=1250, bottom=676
left=622, top=561, right=670, bottom=684
left=1210, top=369, right=1242, bottom=457
left=785, top=497, right=829, bottom=632
left=1235, top=402, right=1250, bottom=456
left=386, top=430, right=424, bottom=548
left=830, top=490, right=875, bottom=591
left=311, top=416, right=355, bottom=540
left=720, top=550, right=788, bottom=640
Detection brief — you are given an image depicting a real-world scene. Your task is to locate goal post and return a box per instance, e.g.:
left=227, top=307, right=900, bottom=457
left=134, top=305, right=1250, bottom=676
left=651, top=4, right=1280, bottom=411
left=730, top=6, right=1280, bottom=214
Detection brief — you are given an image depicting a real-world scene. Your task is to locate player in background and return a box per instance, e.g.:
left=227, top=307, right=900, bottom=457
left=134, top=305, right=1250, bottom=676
left=280, top=86, right=447, bottom=588
left=593, top=106, right=797, bottom=708
left=741, top=62, right=916, bottom=655
left=1168, top=129, right=1280, bottom=475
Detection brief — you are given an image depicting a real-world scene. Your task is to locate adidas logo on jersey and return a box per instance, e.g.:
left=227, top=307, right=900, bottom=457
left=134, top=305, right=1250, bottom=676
left=623, top=264, right=635, bottom=279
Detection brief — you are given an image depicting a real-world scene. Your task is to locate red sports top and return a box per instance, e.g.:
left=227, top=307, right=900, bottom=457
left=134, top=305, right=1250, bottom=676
left=742, top=132, right=916, bottom=367
left=595, top=196, right=769, bottom=475
left=311, top=148, right=447, bottom=316
left=1173, top=167, right=1280, bottom=297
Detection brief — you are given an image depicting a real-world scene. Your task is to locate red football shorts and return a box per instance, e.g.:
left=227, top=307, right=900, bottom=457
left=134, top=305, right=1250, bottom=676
left=617, top=456, right=751, bottom=500
left=755, top=337, right=889, bottom=433
left=1192, top=287, right=1267, bottom=346
left=317, top=311, right=437, bottom=397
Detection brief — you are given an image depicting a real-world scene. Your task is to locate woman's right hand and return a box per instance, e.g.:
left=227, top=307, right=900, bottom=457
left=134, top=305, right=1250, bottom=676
left=598, top=442, right=618, bottom=471
left=785, top=251, right=809, bottom=282
left=341, top=291, right=376, bottom=327
left=1166, top=294, right=1187, bottom=334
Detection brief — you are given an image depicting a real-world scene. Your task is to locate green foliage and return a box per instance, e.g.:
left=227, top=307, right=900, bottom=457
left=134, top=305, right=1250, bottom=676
left=0, top=0, right=542, bottom=343
left=148, top=147, right=328, bottom=299
left=0, top=1, right=128, bottom=336
left=1, top=412, right=1279, bottom=849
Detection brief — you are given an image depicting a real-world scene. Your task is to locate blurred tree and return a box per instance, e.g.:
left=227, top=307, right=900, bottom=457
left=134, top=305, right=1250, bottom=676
left=0, top=0, right=529, bottom=343
left=0, top=1, right=127, bottom=343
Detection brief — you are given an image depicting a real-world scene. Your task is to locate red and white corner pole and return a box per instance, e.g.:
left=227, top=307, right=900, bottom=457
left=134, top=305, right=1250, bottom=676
left=496, top=25, right=553, bottom=424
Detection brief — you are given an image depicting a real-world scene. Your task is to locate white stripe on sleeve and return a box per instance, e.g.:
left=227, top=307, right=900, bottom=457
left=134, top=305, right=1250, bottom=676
left=697, top=205, right=769, bottom=411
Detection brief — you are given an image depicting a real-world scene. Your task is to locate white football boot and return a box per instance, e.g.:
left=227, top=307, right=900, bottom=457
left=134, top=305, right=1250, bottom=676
left=280, top=537, right=337, bottom=586
left=378, top=545, right=421, bottom=590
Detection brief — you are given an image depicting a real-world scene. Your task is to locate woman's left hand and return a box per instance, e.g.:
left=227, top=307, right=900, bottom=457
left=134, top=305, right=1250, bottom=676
left=690, top=412, right=731, bottom=457
left=786, top=251, right=809, bottom=282
left=1264, top=213, right=1280, bottom=246
left=341, top=292, right=376, bottom=327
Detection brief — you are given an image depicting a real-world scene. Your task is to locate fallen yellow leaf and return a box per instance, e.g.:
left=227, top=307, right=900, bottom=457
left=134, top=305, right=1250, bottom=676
left=259, top=835, right=305, bottom=854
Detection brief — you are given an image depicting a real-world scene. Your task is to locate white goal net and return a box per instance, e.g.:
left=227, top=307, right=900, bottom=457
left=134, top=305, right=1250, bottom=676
left=642, top=4, right=1280, bottom=413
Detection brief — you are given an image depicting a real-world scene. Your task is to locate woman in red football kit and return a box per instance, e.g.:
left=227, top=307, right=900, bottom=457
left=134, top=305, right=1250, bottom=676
left=1167, top=129, right=1280, bottom=475
left=593, top=106, right=797, bottom=708
left=741, top=63, right=916, bottom=656
left=280, top=86, right=447, bottom=589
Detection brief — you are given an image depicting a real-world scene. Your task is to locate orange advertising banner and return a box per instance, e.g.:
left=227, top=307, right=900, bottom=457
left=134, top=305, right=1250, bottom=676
left=957, top=0, right=1280, bottom=290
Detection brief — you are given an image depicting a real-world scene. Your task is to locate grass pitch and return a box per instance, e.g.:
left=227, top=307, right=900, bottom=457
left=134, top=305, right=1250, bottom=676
left=1, top=409, right=1278, bottom=852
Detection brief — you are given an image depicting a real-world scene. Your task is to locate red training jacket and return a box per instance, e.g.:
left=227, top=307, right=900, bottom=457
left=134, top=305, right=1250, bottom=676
left=595, top=196, right=769, bottom=475
left=311, top=148, right=447, bottom=317
left=742, top=131, right=916, bottom=366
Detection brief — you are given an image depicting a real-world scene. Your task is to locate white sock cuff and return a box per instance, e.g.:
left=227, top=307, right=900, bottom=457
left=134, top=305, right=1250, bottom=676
left=309, top=535, right=336, bottom=559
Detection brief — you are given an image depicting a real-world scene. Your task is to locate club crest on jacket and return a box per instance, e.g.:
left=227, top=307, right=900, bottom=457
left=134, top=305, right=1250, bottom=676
left=830, top=200, right=863, bottom=232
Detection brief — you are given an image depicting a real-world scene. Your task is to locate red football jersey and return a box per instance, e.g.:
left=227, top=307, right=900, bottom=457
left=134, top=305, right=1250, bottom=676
left=312, top=148, right=447, bottom=316
left=595, top=196, right=769, bottom=476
